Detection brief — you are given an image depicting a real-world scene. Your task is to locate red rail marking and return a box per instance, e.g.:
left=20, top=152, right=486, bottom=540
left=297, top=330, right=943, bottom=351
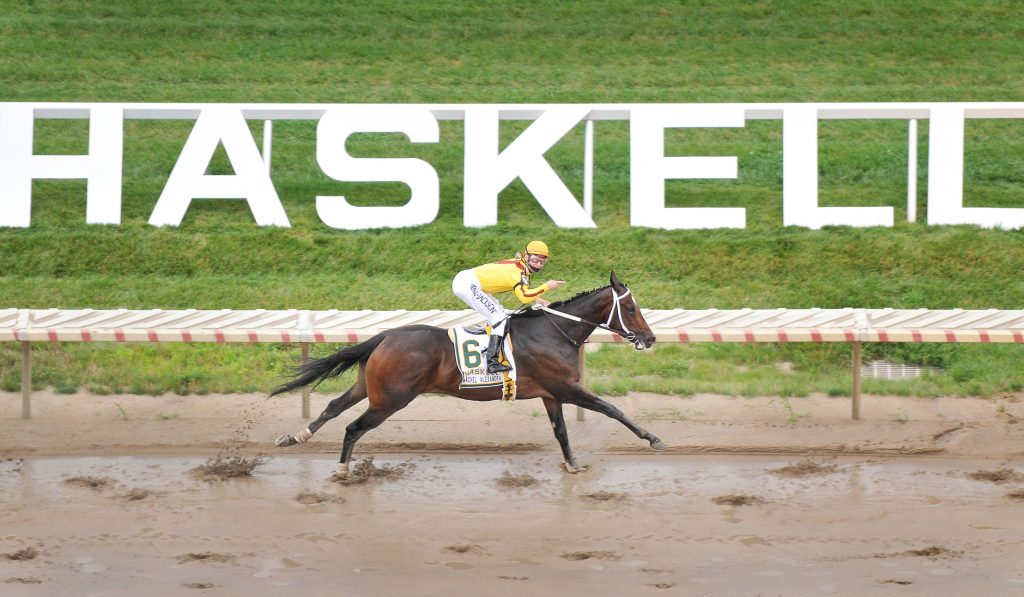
left=877, top=330, right=889, bottom=342
left=777, top=330, right=789, bottom=342
left=1013, top=330, right=1024, bottom=343
left=47, top=330, right=58, bottom=342
left=215, top=330, right=225, bottom=343
left=248, top=331, right=259, bottom=342
left=711, top=331, right=722, bottom=342
left=911, top=330, right=922, bottom=343
left=181, top=331, right=193, bottom=342
left=81, top=330, right=92, bottom=342
left=115, top=330, right=126, bottom=342
left=677, top=331, right=689, bottom=342
left=944, top=330, right=957, bottom=343
left=979, top=331, right=990, bottom=343
left=314, top=331, right=325, bottom=343
left=744, top=329, right=755, bottom=342
left=347, top=331, right=358, bottom=343
left=810, top=329, right=822, bottom=342
left=147, top=330, right=158, bottom=342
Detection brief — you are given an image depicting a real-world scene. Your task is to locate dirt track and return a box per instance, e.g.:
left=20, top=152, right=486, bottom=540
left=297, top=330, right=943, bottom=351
left=2, top=390, right=1024, bottom=595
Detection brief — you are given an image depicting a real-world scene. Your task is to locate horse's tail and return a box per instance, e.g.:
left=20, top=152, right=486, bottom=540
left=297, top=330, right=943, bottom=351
left=270, top=334, right=388, bottom=396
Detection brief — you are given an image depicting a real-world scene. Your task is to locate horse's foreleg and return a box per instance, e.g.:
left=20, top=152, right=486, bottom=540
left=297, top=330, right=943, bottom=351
left=542, top=397, right=588, bottom=474
left=275, top=384, right=366, bottom=448
left=563, top=386, right=667, bottom=452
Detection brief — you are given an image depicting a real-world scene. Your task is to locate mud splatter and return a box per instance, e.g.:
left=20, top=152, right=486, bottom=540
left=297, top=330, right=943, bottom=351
left=64, top=476, right=114, bottom=490
left=1006, top=489, right=1024, bottom=501
left=968, top=469, right=1024, bottom=484
left=560, top=551, right=621, bottom=561
left=771, top=461, right=838, bottom=477
left=713, top=494, right=766, bottom=506
left=444, top=544, right=486, bottom=555
left=5, top=577, right=42, bottom=584
left=650, top=583, right=677, bottom=589
left=3, top=547, right=39, bottom=561
left=880, top=580, right=913, bottom=585
left=876, top=545, right=960, bottom=559
left=498, top=576, right=528, bottom=581
left=294, top=491, right=345, bottom=504
left=330, top=457, right=414, bottom=486
left=190, top=455, right=268, bottom=481
left=176, top=552, right=235, bottom=564
left=120, top=488, right=154, bottom=501
left=183, top=582, right=216, bottom=589
left=496, top=471, right=540, bottom=488
left=579, top=491, right=628, bottom=503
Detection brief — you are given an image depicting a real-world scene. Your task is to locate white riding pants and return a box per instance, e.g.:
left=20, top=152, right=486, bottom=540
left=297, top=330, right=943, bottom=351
left=452, top=269, right=508, bottom=336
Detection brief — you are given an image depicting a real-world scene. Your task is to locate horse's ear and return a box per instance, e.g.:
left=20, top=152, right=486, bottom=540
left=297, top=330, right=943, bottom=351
left=610, top=270, right=621, bottom=288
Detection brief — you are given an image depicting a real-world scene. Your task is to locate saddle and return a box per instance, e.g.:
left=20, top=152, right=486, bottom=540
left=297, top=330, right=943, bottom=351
left=447, top=327, right=517, bottom=401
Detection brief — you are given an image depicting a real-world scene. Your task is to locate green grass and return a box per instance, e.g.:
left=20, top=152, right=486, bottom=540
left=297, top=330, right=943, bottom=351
left=3, top=1, right=1024, bottom=397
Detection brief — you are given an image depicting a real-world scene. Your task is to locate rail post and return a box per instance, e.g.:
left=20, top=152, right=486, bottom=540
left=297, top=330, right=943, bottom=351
left=851, top=341, right=862, bottom=420
left=21, top=341, right=31, bottom=419
left=301, top=342, right=311, bottom=418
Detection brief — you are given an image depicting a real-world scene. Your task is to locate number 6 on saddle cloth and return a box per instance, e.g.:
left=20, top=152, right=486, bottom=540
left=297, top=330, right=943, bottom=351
left=448, top=326, right=517, bottom=401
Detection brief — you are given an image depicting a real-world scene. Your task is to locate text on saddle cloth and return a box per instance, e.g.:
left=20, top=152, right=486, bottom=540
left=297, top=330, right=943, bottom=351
left=447, top=327, right=517, bottom=401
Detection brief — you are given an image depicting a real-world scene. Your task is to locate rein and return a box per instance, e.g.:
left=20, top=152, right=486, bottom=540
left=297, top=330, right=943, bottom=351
left=534, top=287, right=642, bottom=349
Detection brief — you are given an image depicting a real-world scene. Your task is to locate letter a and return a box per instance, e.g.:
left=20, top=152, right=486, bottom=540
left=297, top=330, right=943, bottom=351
left=149, top=107, right=289, bottom=227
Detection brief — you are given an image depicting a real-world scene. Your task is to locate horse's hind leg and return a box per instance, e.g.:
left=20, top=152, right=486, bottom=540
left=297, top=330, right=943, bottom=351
left=275, top=379, right=367, bottom=447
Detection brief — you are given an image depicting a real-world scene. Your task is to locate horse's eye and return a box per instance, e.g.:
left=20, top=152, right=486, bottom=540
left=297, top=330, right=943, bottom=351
left=627, top=306, right=636, bottom=314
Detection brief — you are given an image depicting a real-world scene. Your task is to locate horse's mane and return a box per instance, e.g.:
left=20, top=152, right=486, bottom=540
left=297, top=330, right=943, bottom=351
left=509, top=284, right=611, bottom=320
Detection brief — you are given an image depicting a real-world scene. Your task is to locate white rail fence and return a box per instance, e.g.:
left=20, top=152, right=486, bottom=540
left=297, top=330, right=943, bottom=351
left=4, top=307, right=1024, bottom=420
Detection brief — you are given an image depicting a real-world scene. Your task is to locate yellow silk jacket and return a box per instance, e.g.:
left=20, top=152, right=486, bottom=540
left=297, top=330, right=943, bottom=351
left=472, top=259, right=549, bottom=304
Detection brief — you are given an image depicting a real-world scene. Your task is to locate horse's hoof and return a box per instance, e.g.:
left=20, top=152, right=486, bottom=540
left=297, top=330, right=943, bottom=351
left=561, top=462, right=591, bottom=474
left=333, top=463, right=349, bottom=478
left=275, top=434, right=297, bottom=447
left=650, top=439, right=667, bottom=452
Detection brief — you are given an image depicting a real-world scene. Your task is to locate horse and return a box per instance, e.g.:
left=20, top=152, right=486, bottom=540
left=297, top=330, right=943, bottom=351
left=271, top=271, right=665, bottom=476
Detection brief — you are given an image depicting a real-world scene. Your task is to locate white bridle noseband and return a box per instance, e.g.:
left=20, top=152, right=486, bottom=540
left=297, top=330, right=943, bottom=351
left=535, top=286, right=646, bottom=350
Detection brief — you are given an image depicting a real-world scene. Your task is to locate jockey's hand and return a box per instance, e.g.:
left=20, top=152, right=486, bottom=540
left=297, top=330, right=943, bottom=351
left=546, top=279, right=566, bottom=291
left=534, top=298, right=551, bottom=308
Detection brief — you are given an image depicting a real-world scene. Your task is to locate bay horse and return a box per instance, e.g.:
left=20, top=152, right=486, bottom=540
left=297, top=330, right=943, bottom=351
left=271, top=271, right=664, bottom=476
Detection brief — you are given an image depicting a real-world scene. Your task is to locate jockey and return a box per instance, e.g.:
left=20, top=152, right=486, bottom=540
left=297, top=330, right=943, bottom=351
left=452, top=240, right=566, bottom=373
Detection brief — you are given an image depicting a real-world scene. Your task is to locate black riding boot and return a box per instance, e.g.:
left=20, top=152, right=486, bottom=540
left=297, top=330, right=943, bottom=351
left=485, top=334, right=512, bottom=373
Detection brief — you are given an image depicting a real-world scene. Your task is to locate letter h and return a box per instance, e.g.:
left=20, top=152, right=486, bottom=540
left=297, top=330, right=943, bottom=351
left=0, top=105, right=124, bottom=227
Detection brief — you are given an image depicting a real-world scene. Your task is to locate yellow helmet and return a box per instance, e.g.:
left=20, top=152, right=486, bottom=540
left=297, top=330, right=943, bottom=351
left=526, top=240, right=549, bottom=257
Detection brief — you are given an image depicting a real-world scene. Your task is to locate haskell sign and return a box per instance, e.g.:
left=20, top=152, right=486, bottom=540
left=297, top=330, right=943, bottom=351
left=2, top=102, right=1024, bottom=230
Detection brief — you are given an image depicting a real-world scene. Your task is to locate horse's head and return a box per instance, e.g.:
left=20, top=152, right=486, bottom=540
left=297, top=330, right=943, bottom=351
left=607, top=271, right=656, bottom=350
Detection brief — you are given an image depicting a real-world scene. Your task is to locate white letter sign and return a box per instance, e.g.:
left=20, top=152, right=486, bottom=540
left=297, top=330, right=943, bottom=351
left=464, top=107, right=595, bottom=228
left=783, top=106, right=893, bottom=229
left=927, top=106, right=1024, bottom=228
left=629, top=105, right=745, bottom=229
left=316, top=107, right=440, bottom=230
left=149, top=107, right=289, bottom=227
left=0, top=106, right=123, bottom=227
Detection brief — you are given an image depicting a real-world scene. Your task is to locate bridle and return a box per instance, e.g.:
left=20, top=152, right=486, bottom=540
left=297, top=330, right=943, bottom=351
left=534, top=286, right=646, bottom=350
